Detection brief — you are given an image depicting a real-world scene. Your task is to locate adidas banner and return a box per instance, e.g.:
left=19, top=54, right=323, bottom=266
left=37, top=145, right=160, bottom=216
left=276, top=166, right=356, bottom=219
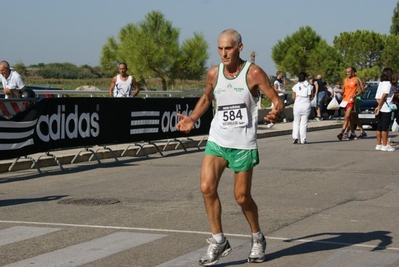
left=0, top=97, right=213, bottom=160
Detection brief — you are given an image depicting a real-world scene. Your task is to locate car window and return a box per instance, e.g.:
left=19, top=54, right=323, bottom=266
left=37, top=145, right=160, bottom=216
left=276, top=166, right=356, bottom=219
left=362, top=86, right=377, bottom=100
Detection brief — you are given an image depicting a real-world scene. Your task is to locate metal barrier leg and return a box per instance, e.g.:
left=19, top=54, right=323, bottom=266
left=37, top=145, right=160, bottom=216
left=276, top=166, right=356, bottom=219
left=9, top=156, right=42, bottom=174
left=90, top=146, right=118, bottom=162
left=148, top=141, right=164, bottom=157
left=163, top=140, right=172, bottom=151
left=71, top=147, right=101, bottom=164
left=134, top=143, right=150, bottom=157
left=186, top=137, right=201, bottom=150
left=33, top=152, right=64, bottom=171
left=197, top=136, right=208, bottom=147
left=173, top=138, right=187, bottom=152
left=121, top=143, right=149, bottom=158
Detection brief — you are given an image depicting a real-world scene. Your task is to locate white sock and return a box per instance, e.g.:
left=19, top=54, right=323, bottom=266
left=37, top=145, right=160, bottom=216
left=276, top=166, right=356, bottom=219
left=212, top=233, right=225, bottom=243
left=252, top=231, right=264, bottom=240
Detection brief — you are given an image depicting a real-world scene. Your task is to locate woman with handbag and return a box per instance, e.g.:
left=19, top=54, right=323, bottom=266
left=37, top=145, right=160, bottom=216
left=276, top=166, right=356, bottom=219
left=374, top=68, right=397, bottom=152
left=332, top=82, right=343, bottom=119
left=291, top=72, right=313, bottom=144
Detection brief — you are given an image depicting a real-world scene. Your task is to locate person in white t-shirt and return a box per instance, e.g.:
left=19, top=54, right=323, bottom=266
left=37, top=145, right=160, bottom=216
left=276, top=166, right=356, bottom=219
left=265, top=71, right=286, bottom=128
left=274, top=71, right=287, bottom=122
left=291, top=72, right=313, bottom=144
left=108, top=63, right=140, bottom=97
left=0, top=60, right=26, bottom=99
left=374, top=68, right=396, bottom=152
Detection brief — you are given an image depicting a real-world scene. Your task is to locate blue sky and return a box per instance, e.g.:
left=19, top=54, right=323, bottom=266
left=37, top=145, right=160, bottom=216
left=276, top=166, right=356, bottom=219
left=1, top=0, right=397, bottom=75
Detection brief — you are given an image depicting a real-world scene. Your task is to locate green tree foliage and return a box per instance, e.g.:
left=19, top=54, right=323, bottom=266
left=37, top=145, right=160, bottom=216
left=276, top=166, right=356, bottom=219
left=99, top=37, right=119, bottom=78
left=391, top=1, right=399, bottom=35
left=381, top=34, right=399, bottom=71
left=100, top=10, right=209, bottom=90
left=333, top=30, right=384, bottom=73
left=357, top=66, right=381, bottom=81
left=170, top=32, right=209, bottom=80
left=38, top=63, right=101, bottom=79
left=271, top=26, right=340, bottom=80
left=12, top=62, right=28, bottom=79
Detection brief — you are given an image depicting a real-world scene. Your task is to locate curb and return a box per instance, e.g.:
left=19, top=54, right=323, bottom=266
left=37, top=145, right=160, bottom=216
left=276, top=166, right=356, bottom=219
left=0, top=123, right=341, bottom=173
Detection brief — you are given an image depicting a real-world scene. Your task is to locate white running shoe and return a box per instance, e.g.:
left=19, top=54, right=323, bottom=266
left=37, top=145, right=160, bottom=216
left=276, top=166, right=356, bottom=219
left=264, top=123, right=274, bottom=129
left=247, top=235, right=266, bottom=263
left=199, top=237, right=232, bottom=266
left=375, top=145, right=382, bottom=150
left=381, top=145, right=395, bottom=152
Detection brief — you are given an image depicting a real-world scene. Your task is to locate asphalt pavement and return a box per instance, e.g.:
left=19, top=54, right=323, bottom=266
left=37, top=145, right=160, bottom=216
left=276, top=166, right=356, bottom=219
left=2, top=118, right=399, bottom=266
left=0, top=118, right=342, bottom=174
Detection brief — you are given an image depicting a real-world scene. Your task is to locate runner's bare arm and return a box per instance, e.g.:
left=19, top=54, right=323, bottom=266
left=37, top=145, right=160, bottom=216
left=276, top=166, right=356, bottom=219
left=176, top=66, right=217, bottom=133
left=247, top=65, right=283, bottom=123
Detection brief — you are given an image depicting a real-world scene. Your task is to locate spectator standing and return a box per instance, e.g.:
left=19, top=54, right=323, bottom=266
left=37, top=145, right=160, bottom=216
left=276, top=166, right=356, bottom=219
left=274, top=71, right=287, bottom=122
left=291, top=72, right=313, bottom=144
left=375, top=68, right=396, bottom=152
left=332, top=81, right=343, bottom=119
left=314, top=74, right=326, bottom=121
left=324, top=82, right=335, bottom=119
left=0, top=60, right=26, bottom=98
left=109, top=62, right=140, bottom=97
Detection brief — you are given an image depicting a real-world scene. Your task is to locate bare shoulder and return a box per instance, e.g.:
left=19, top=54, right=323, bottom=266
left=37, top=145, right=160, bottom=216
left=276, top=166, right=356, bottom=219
left=205, top=65, right=219, bottom=86
left=207, top=65, right=218, bottom=80
left=247, top=63, right=270, bottom=89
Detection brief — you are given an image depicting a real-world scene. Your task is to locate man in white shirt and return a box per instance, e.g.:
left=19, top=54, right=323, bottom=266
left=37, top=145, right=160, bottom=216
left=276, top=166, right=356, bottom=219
left=0, top=61, right=26, bottom=99
left=108, top=62, right=140, bottom=97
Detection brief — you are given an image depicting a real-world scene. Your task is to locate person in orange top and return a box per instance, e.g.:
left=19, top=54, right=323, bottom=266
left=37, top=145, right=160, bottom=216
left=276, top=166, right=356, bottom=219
left=337, top=66, right=363, bottom=141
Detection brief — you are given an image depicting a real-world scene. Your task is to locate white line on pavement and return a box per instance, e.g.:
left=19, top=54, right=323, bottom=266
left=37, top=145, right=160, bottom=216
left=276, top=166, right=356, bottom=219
left=1, top=220, right=398, bottom=252
left=3, top=232, right=166, bottom=267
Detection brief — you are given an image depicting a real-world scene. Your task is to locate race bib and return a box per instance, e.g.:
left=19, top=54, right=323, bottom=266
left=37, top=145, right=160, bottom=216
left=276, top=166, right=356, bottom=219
left=217, top=103, right=249, bottom=128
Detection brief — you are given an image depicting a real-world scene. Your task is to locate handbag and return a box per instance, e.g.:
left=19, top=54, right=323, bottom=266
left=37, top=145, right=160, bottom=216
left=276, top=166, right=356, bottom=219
left=385, top=100, right=397, bottom=111
left=392, top=120, right=399, bottom=132
left=310, top=96, right=317, bottom=108
left=327, top=96, right=340, bottom=110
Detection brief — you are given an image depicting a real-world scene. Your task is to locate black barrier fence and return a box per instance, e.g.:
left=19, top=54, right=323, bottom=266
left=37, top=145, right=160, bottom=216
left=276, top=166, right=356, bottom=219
left=0, top=97, right=213, bottom=161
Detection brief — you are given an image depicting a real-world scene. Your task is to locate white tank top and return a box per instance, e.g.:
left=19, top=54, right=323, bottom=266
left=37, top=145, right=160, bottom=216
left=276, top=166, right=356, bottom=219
left=114, top=75, right=133, bottom=97
left=208, top=61, right=259, bottom=149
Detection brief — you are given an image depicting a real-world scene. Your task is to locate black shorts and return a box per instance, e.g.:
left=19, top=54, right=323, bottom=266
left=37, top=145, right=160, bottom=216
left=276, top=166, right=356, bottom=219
left=377, top=111, right=392, bottom=131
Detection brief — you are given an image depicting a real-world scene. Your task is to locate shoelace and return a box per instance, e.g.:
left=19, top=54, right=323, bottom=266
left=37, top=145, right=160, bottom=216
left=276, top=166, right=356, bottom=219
left=206, top=239, right=220, bottom=255
left=250, top=239, right=263, bottom=254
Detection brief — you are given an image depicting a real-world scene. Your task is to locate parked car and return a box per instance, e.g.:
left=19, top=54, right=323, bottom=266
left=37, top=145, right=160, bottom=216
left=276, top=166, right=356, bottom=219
left=357, top=85, right=378, bottom=128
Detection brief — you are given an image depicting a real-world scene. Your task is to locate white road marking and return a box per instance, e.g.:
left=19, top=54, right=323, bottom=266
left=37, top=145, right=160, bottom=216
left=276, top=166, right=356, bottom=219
left=1, top=220, right=398, bottom=252
left=0, top=226, right=61, bottom=246
left=3, top=232, right=166, bottom=267
left=156, top=238, right=248, bottom=267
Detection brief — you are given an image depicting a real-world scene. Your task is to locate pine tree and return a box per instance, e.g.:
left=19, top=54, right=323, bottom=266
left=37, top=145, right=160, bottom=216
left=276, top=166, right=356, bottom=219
left=390, top=1, right=399, bottom=35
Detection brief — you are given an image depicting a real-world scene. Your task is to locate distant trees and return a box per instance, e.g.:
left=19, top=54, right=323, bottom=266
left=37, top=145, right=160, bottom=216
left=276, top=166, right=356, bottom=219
left=333, top=30, right=384, bottom=80
left=391, top=0, right=399, bottom=35
left=12, top=62, right=28, bottom=79
left=100, top=11, right=209, bottom=90
left=37, top=63, right=102, bottom=79
left=271, top=25, right=399, bottom=82
left=271, top=26, right=341, bottom=79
